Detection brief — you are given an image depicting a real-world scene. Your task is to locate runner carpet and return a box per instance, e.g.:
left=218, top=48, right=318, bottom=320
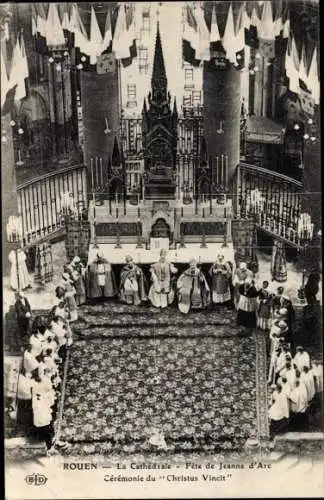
left=57, top=303, right=269, bottom=455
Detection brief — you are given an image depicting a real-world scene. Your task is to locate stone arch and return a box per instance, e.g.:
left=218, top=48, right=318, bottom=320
left=150, top=218, right=171, bottom=239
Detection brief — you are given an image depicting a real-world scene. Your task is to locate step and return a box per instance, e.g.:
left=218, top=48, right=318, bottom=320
left=74, top=323, right=245, bottom=339
left=72, top=305, right=237, bottom=329
left=274, top=433, right=324, bottom=456
left=73, top=315, right=236, bottom=329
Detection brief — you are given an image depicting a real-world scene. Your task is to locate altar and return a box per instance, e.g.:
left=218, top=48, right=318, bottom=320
left=87, top=242, right=235, bottom=266
left=88, top=197, right=233, bottom=251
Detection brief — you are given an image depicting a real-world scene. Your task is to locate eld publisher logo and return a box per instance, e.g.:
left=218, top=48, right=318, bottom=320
left=25, top=473, right=48, bottom=486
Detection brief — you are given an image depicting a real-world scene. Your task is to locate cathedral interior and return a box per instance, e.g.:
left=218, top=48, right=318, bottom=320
left=2, top=1, right=323, bottom=480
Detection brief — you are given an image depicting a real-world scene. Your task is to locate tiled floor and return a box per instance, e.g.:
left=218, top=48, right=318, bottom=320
left=3, top=239, right=322, bottom=315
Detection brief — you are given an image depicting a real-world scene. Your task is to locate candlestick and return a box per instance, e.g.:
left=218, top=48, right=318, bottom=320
left=115, top=192, right=118, bottom=205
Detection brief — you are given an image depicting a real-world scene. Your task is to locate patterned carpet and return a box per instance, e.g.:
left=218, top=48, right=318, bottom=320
left=57, top=315, right=269, bottom=455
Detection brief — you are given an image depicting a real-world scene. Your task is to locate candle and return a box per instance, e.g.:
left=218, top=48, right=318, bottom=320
left=100, top=157, right=103, bottom=186
left=221, top=155, right=224, bottom=184
left=216, top=156, right=219, bottom=184
left=115, top=192, right=118, bottom=205
left=225, top=155, right=228, bottom=186
left=90, top=158, right=94, bottom=189
left=95, top=157, right=99, bottom=188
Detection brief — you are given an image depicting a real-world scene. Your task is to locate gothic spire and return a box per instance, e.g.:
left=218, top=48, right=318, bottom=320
left=200, top=136, right=208, bottom=164
left=111, top=136, right=121, bottom=166
left=142, top=97, right=147, bottom=115
left=173, top=97, right=178, bottom=118
left=151, top=22, right=167, bottom=99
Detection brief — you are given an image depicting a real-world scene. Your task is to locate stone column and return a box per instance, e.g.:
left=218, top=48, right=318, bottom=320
left=48, top=55, right=73, bottom=159
left=253, top=56, right=263, bottom=116
left=301, top=113, right=321, bottom=271
left=203, top=62, right=241, bottom=184
left=80, top=68, right=120, bottom=178
left=1, top=113, right=19, bottom=276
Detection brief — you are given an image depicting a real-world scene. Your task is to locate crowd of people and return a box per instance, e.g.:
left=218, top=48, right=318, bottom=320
left=268, top=344, right=323, bottom=439
left=10, top=257, right=85, bottom=455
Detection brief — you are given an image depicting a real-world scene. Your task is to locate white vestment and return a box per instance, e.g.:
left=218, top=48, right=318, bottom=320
left=293, top=351, right=311, bottom=371
left=268, top=352, right=280, bottom=385
left=269, top=391, right=290, bottom=420
left=290, top=384, right=308, bottom=413
left=149, top=261, right=177, bottom=309
left=311, top=364, right=323, bottom=393
left=276, top=352, right=291, bottom=374
left=9, top=249, right=31, bottom=291
left=300, top=372, right=316, bottom=402
left=23, top=350, right=40, bottom=375
left=29, top=334, right=44, bottom=357
left=32, top=380, right=53, bottom=427
left=280, top=367, right=297, bottom=390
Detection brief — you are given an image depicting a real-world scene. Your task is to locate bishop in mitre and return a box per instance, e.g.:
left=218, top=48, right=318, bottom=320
left=177, top=259, right=210, bottom=314
left=149, top=249, right=178, bottom=309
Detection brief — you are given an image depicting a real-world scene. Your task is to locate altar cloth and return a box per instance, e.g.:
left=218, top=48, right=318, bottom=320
left=87, top=242, right=235, bottom=265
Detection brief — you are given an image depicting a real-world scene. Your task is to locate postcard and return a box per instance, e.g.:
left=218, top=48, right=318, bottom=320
left=3, top=1, right=323, bottom=498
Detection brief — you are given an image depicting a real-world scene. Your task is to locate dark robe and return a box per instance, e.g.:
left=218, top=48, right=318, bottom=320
left=237, top=284, right=258, bottom=328
left=72, top=264, right=86, bottom=305
left=177, top=266, right=210, bottom=314
left=257, top=289, right=273, bottom=330
left=208, top=262, right=231, bottom=304
left=86, top=258, right=117, bottom=299
left=15, top=297, right=32, bottom=342
left=304, top=272, right=320, bottom=305
left=119, top=264, right=148, bottom=305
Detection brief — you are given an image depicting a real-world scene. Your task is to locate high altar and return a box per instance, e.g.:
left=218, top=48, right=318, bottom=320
left=87, top=24, right=234, bottom=265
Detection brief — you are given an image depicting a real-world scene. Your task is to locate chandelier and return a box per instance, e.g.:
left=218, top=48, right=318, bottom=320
left=6, top=215, right=23, bottom=243
left=297, top=212, right=314, bottom=245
